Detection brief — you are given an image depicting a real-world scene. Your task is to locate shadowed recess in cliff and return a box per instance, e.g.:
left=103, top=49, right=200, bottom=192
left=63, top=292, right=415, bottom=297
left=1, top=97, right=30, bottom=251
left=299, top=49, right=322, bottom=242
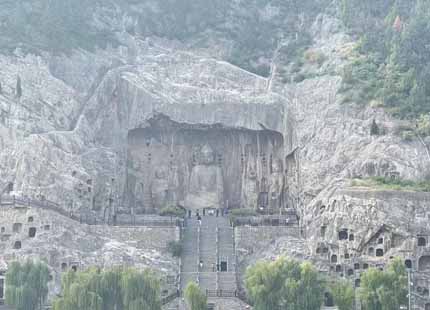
left=126, top=114, right=289, bottom=213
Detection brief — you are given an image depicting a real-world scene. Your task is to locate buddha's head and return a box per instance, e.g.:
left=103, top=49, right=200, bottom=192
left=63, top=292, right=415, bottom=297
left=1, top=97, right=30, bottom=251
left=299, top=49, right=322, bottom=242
left=272, top=159, right=283, bottom=173
left=199, top=144, right=215, bottom=165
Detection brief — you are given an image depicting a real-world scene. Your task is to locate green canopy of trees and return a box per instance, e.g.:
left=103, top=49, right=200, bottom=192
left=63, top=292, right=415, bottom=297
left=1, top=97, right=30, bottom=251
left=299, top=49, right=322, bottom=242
left=245, top=257, right=325, bottom=310
left=341, top=0, right=430, bottom=123
left=360, top=258, right=408, bottom=310
left=53, top=267, right=161, bottom=310
left=184, top=282, right=207, bottom=310
left=5, top=260, right=50, bottom=310
left=330, top=280, right=355, bottom=310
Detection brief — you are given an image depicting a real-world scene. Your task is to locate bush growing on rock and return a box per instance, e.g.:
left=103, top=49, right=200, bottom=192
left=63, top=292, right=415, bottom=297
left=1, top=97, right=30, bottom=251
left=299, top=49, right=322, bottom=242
left=167, top=240, right=183, bottom=257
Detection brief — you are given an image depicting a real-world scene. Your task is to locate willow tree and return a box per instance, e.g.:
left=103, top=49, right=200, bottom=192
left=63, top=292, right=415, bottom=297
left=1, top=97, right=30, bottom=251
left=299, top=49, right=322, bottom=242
left=5, top=261, right=50, bottom=310
left=185, top=282, right=207, bottom=310
left=245, top=257, right=325, bottom=310
left=360, top=257, right=407, bottom=310
left=53, top=267, right=161, bottom=310
left=331, top=280, right=355, bottom=310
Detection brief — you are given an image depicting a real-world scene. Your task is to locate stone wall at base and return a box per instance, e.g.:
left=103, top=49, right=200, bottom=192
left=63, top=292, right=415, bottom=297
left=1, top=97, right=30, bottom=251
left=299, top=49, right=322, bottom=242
left=0, top=206, right=179, bottom=300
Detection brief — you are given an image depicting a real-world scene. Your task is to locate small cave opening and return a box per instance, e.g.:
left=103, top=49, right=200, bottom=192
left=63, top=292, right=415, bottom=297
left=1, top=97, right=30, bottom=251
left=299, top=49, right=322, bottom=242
left=61, top=263, right=68, bottom=271
left=28, top=216, right=34, bottom=223
left=344, top=253, right=350, bottom=259
left=376, top=249, right=384, bottom=257
left=355, top=279, right=361, bottom=288
left=418, top=236, right=427, bottom=247
left=349, top=234, right=354, bottom=241
left=347, top=269, right=354, bottom=276
left=0, top=227, right=5, bottom=233
left=126, top=114, right=286, bottom=214
left=363, top=263, right=369, bottom=269
left=354, top=263, right=360, bottom=270
left=335, top=265, right=342, bottom=272
left=44, top=225, right=51, bottom=231
left=28, top=227, right=36, bottom=238
left=419, top=256, right=430, bottom=272
left=13, top=241, right=21, bottom=249
left=331, top=254, right=338, bottom=263
left=321, top=225, right=327, bottom=238
left=324, top=292, right=335, bottom=307
left=405, top=259, right=412, bottom=269
left=378, top=238, right=384, bottom=244
left=338, top=229, right=348, bottom=241
left=368, top=247, right=375, bottom=256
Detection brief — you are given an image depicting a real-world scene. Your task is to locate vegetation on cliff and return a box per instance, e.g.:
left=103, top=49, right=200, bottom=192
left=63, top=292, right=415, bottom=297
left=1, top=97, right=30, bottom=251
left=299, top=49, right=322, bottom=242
left=351, top=177, right=430, bottom=192
left=340, top=0, right=430, bottom=123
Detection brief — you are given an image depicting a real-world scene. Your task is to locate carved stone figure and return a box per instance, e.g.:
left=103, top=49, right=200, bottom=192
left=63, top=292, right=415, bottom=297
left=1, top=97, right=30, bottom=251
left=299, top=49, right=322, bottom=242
left=152, top=166, right=169, bottom=209
left=242, top=162, right=258, bottom=209
left=268, top=159, right=284, bottom=210
left=185, top=144, right=224, bottom=210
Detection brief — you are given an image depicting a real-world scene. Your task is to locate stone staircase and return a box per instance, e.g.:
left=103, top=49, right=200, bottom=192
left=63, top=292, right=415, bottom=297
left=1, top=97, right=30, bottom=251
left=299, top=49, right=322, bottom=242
left=180, top=219, right=199, bottom=290
left=180, top=216, right=238, bottom=296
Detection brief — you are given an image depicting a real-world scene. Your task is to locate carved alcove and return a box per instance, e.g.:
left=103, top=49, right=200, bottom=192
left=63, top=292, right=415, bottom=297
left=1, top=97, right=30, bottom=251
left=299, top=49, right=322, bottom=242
left=126, top=114, right=286, bottom=213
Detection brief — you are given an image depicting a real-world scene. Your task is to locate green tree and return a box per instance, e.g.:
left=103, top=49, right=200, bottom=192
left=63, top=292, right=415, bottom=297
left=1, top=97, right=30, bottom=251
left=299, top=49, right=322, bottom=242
left=53, top=267, right=161, bottom=310
left=5, top=261, right=50, bottom=310
left=360, top=257, right=407, bottom=310
left=417, top=114, right=430, bottom=136
left=184, top=282, right=207, bottom=310
left=331, top=280, right=355, bottom=310
left=245, top=257, right=325, bottom=310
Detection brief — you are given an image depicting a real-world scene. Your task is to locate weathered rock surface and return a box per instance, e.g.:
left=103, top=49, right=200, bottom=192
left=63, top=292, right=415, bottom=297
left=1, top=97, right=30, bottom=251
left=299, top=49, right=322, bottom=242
left=0, top=2, right=430, bottom=308
left=0, top=205, right=179, bottom=299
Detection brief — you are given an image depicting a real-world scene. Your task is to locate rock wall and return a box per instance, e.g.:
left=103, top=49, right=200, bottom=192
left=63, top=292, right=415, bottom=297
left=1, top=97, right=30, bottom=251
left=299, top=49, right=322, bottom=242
left=0, top=206, right=179, bottom=298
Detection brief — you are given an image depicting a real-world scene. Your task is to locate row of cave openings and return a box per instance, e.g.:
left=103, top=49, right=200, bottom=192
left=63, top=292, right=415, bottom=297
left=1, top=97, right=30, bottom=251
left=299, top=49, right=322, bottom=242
left=0, top=216, right=51, bottom=250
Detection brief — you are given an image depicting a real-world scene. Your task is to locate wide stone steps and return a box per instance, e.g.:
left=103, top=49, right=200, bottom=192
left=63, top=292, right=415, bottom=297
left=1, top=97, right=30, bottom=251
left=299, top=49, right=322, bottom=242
left=199, top=272, right=218, bottom=291
left=218, top=272, right=237, bottom=291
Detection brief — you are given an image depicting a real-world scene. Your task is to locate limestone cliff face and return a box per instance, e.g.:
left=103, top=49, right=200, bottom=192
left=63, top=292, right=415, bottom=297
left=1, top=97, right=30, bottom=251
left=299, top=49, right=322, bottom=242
left=0, top=0, right=430, bottom=298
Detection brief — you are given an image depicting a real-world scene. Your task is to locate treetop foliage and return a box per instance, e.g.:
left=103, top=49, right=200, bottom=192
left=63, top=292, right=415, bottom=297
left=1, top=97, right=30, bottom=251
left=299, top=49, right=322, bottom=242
left=53, top=267, right=161, bottom=310
left=341, top=0, right=430, bottom=123
left=5, top=260, right=50, bottom=310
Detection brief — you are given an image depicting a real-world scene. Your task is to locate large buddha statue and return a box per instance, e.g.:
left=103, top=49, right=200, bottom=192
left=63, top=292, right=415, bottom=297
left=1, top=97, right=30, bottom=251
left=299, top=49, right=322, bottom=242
left=185, top=144, right=224, bottom=210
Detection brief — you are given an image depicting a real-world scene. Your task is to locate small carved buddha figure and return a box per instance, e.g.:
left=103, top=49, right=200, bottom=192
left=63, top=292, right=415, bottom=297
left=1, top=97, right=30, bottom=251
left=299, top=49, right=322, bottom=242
left=242, top=163, right=258, bottom=209
left=185, top=144, right=224, bottom=210
left=152, top=166, right=169, bottom=209
left=268, top=159, right=285, bottom=210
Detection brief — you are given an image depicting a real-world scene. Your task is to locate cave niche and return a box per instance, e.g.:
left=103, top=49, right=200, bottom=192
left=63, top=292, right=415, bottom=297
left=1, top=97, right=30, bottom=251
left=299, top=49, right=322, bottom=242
left=126, top=114, right=286, bottom=214
left=419, top=256, right=430, bottom=272
left=418, top=236, right=427, bottom=247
